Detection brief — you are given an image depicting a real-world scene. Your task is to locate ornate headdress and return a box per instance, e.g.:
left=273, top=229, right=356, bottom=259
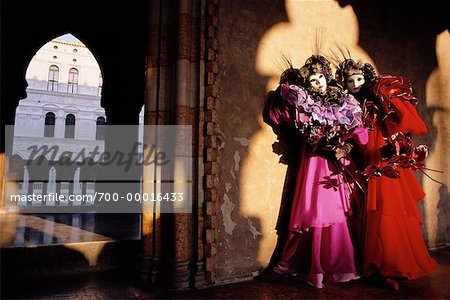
left=278, top=56, right=332, bottom=88
left=298, top=55, right=333, bottom=88
left=277, top=28, right=332, bottom=89
left=279, top=67, right=302, bottom=85
left=335, top=58, right=376, bottom=84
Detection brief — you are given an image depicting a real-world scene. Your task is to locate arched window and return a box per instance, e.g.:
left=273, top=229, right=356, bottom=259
left=44, top=112, right=56, bottom=137
left=47, top=65, right=59, bottom=91
left=67, top=68, right=79, bottom=94
left=96, top=116, right=106, bottom=140
left=65, top=114, right=75, bottom=138
left=98, top=74, right=103, bottom=96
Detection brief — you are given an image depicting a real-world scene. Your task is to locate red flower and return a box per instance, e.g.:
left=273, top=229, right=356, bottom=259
left=412, top=145, right=428, bottom=163
left=366, top=132, right=430, bottom=180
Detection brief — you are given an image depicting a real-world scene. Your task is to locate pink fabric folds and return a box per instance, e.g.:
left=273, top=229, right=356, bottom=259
left=288, top=153, right=354, bottom=232
left=288, top=126, right=367, bottom=232
left=274, top=223, right=359, bottom=288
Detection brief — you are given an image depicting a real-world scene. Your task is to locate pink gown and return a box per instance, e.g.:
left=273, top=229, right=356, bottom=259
left=266, top=86, right=368, bottom=288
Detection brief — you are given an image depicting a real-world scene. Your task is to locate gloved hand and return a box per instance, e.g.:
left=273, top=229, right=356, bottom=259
left=334, top=142, right=354, bottom=160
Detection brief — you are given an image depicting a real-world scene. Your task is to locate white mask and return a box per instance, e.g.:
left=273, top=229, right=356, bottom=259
left=346, top=74, right=365, bottom=94
left=308, top=73, right=327, bottom=93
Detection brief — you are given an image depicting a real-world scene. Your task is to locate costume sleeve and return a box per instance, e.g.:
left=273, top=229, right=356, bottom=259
left=384, top=98, right=427, bottom=136
left=349, top=125, right=369, bottom=148
left=373, top=75, right=427, bottom=136
left=263, top=86, right=301, bottom=167
left=262, top=86, right=295, bottom=127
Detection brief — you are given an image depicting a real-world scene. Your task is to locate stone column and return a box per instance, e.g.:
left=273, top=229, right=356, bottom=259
left=0, top=154, right=6, bottom=211
left=0, top=153, right=20, bottom=247
left=139, top=0, right=163, bottom=286
left=169, top=0, right=196, bottom=289
left=203, top=0, right=220, bottom=285
left=140, top=0, right=210, bottom=289
left=192, top=0, right=207, bottom=288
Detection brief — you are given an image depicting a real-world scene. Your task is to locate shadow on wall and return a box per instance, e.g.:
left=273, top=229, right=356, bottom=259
left=437, top=186, right=450, bottom=246
left=216, top=0, right=290, bottom=283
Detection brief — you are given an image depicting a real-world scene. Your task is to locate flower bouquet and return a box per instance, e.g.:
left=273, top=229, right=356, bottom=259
left=362, top=132, right=441, bottom=182
left=280, top=83, right=363, bottom=149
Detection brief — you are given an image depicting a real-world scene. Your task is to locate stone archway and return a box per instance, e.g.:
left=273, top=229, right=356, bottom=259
left=1, top=0, right=221, bottom=290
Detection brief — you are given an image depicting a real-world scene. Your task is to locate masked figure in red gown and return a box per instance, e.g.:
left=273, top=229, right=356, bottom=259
left=335, top=58, right=437, bottom=289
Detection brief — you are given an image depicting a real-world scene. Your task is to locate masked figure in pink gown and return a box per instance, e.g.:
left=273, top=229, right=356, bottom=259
left=259, top=55, right=368, bottom=288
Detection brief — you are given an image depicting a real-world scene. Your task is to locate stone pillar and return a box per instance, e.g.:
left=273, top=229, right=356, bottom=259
left=0, top=154, right=5, bottom=211
left=139, top=0, right=163, bottom=286
left=169, top=0, right=196, bottom=289
left=192, top=0, right=207, bottom=288
left=0, top=153, right=20, bottom=247
left=140, top=0, right=210, bottom=289
left=203, top=0, right=220, bottom=285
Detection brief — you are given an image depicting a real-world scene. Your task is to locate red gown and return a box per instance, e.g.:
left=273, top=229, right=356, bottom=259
left=362, top=75, right=437, bottom=279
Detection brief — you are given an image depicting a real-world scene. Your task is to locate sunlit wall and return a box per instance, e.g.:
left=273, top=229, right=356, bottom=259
left=424, top=31, right=450, bottom=247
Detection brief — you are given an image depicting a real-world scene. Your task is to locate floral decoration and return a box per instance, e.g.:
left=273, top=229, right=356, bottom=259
left=280, top=83, right=363, bottom=147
